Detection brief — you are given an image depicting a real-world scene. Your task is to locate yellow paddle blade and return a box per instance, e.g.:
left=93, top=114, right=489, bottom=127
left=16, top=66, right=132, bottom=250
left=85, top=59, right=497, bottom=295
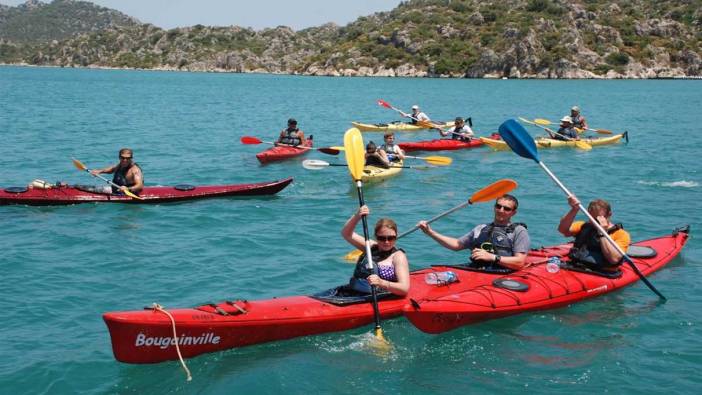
left=469, top=179, right=518, bottom=204
left=575, top=140, right=593, bottom=151
left=534, top=118, right=552, bottom=126
left=344, top=249, right=363, bottom=262
left=370, top=328, right=392, bottom=352
left=594, top=129, right=613, bottom=135
left=417, top=119, right=441, bottom=130
left=123, top=189, right=144, bottom=200
left=71, top=158, right=87, bottom=171
left=343, top=128, right=365, bottom=181
left=423, top=155, right=452, bottom=166
left=331, top=146, right=345, bottom=151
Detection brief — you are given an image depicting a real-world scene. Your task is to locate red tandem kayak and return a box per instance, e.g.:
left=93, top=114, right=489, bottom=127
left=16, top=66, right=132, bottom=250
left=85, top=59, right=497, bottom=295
left=398, top=134, right=498, bottom=152
left=404, top=227, right=689, bottom=334
left=256, top=136, right=313, bottom=164
left=103, top=227, right=687, bottom=363
left=0, top=178, right=293, bottom=206
left=104, top=268, right=459, bottom=364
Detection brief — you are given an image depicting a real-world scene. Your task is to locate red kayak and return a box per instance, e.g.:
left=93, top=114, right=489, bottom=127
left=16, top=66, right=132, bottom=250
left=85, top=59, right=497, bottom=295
left=104, top=268, right=455, bottom=364
left=256, top=136, right=313, bottom=164
left=398, top=134, right=497, bottom=152
left=0, top=178, right=293, bottom=206
left=404, top=227, right=689, bottom=334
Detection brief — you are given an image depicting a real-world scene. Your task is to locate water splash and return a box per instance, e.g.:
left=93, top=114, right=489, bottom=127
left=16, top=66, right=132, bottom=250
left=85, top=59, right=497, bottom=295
left=637, top=180, right=698, bottom=188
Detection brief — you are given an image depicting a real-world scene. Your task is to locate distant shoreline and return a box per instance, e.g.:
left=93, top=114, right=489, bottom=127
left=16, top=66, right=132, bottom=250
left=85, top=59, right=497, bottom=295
left=1, top=63, right=700, bottom=79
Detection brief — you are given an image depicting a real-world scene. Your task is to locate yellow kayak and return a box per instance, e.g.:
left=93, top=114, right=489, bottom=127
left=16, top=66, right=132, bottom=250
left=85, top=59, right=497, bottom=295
left=481, top=132, right=628, bottom=150
left=352, top=121, right=454, bottom=132
left=362, top=161, right=403, bottom=183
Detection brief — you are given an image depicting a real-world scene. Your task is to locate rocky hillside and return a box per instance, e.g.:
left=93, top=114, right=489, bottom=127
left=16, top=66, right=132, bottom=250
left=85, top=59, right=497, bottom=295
left=0, top=0, right=138, bottom=43
left=1, top=0, right=700, bottom=78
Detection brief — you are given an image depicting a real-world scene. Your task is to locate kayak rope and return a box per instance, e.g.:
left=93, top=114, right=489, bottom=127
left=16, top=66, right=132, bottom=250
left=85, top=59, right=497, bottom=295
left=151, top=303, right=192, bottom=382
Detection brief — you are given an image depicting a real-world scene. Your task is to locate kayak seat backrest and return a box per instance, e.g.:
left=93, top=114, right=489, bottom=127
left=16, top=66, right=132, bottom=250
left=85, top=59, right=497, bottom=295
left=311, top=285, right=400, bottom=306
left=74, top=185, right=110, bottom=194
left=4, top=186, right=28, bottom=194
left=174, top=184, right=195, bottom=191
left=626, top=245, right=657, bottom=258
left=560, top=261, right=622, bottom=279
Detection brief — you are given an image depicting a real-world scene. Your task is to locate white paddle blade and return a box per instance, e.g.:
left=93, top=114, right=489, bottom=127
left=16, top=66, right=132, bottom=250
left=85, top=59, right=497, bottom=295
left=302, top=159, right=330, bottom=170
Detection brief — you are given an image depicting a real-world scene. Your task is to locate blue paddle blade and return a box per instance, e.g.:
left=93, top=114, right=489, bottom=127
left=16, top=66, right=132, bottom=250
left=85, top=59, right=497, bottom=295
left=498, top=119, right=540, bottom=162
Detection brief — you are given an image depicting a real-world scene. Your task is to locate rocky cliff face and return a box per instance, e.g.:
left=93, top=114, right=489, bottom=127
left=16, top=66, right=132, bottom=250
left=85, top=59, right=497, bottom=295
left=1, top=0, right=700, bottom=78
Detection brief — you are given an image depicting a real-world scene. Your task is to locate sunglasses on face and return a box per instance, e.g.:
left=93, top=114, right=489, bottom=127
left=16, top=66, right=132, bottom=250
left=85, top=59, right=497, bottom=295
left=119, top=156, right=132, bottom=160
left=494, top=203, right=514, bottom=212
left=376, top=235, right=397, bottom=242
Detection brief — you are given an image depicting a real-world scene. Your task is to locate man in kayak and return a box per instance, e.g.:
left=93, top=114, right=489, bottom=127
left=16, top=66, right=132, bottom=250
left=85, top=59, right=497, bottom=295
left=342, top=205, right=410, bottom=296
left=440, top=117, right=474, bottom=141
left=547, top=116, right=579, bottom=141
left=276, top=118, right=306, bottom=147
left=401, top=105, right=430, bottom=125
left=417, top=195, right=530, bottom=272
left=570, top=106, right=588, bottom=130
left=365, top=141, right=390, bottom=168
left=558, top=196, right=630, bottom=272
left=380, top=132, right=405, bottom=163
left=90, top=148, right=144, bottom=195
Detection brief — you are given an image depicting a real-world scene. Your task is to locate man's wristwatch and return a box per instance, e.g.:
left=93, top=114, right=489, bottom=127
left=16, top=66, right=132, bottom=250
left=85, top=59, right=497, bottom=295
left=494, top=255, right=501, bottom=264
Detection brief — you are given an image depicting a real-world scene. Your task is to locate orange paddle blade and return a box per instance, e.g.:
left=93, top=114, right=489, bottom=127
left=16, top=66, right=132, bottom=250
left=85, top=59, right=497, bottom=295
left=469, top=179, right=518, bottom=204
left=71, top=158, right=87, bottom=171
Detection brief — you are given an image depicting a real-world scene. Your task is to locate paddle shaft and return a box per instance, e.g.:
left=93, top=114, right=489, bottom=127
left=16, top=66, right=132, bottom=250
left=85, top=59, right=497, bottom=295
left=354, top=180, right=383, bottom=332
left=323, top=163, right=426, bottom=169
left=537, top=161, right=666, bottom=300
left=398, top=200, right=472, bottom=238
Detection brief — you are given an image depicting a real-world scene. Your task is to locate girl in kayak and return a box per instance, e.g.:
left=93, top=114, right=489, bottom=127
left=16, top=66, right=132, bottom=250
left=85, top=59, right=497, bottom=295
left=341, top=205, right=410, bottom=296
left=365, top=141, right=390, bottom=168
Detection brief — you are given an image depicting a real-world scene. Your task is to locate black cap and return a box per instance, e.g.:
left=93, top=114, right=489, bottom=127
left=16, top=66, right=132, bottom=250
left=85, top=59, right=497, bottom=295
left=288, top=118, right=297, bottom=125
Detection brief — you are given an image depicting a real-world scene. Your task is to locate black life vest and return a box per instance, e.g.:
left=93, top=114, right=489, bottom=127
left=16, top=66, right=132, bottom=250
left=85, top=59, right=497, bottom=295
left=354, top=245, right=402, bottom=280
left=365, top=153, right=389, bottom=168
left=469, top=222, right=527, bottom=271
left=568, top=222, right=624, bottom=267
left=111, top=163, right=141, bottom=193
left=280, top=127, right=302, bottom=145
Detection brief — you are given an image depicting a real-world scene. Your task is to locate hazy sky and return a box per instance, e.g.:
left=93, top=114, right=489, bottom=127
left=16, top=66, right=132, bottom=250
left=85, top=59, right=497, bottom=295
left=1, top=0, right=403, bottom=30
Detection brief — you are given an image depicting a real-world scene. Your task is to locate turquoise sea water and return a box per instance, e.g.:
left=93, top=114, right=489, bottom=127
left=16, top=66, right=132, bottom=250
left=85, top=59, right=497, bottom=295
left=0, top=66, right=700, bottom=394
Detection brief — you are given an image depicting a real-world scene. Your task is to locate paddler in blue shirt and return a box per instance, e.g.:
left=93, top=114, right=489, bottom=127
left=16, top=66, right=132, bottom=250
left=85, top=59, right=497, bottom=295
left=547, top=116, right=579, bottom=141
left=90, top=148, right=143, bottom=195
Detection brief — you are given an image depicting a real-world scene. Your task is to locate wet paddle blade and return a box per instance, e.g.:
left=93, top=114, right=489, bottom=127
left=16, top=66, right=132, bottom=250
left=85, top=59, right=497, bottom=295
left=302, top=159, right=330, bottom=170
left=317, top=147, right=340, bottom=155
left=422, top=156, right=452, bottom=166
left=534, top=118, right=552, bottom=126
left=377, top=99, right=392, bottom=109
left=71, top=158, right=87, bottom=171
left=123, top=189, right=144, bottom=200
left=470, top=179, right=518, bottom=204
left=344, top=249, right=363, bottom=261
left=594, top=129, right=613, bottom=135
left=498, top=119, right=540, bottom=162
left=343, top=128, right=365, bottom=181
left=240, top=136, right=262, bottom=145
